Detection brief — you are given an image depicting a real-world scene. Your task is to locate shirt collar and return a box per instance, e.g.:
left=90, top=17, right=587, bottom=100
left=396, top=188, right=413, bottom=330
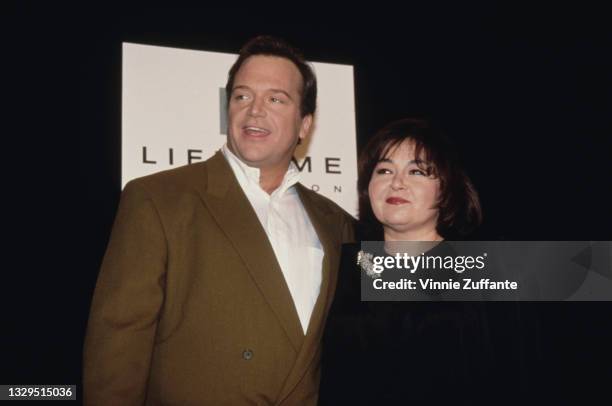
left=221, top=143, right=301, bottom=197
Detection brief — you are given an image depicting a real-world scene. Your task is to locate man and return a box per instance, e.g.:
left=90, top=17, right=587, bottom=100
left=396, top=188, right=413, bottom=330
left=83, top=36, right=354, bottom=405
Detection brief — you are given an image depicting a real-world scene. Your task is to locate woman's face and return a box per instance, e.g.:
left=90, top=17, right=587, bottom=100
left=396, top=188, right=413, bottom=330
left=368, top=140, right=441, bottom=239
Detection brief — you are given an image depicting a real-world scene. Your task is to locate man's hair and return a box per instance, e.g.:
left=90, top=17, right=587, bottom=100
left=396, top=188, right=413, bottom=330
left=358, top=118, right=482, bottom=239
left=225, top=35, right=317, bottom=118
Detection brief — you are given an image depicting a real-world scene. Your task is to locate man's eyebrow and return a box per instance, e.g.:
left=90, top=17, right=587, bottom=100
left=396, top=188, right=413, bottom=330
left=232, top=85, right=251, bottom=92
left=269, top=88, right=293, bottom=101
left=232, top=85, right=293, bottom=101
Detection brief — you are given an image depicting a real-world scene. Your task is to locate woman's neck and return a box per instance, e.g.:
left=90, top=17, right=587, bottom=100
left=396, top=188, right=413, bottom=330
left=382, top=228, right=443, bottom=257
left=383, top=227, right=442, bottom=242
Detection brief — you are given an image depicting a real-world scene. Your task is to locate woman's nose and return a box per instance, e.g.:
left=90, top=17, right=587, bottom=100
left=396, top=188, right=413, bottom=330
left=390, top=173, right=406, bottom=190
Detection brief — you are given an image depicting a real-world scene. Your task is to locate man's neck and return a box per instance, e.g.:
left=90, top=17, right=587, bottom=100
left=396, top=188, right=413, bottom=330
left=259, top=166, right=288, bottom=194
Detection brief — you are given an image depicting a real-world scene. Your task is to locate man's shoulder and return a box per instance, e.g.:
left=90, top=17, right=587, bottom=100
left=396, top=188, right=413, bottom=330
left=296, top=183, right=354, bottom=222
left=117, top=155, right=232, bottom=216
left=124, top=152, right=227, bottom=197
left=128, top=161, right=208, bottom=192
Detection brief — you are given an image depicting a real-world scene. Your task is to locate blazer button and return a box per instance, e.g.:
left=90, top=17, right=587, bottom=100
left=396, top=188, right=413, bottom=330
left=242, top=349, right=254, bottom=360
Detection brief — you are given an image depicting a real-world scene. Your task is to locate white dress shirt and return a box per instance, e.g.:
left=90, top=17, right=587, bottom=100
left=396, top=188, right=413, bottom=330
left=222, top=144, right=324, bottom=334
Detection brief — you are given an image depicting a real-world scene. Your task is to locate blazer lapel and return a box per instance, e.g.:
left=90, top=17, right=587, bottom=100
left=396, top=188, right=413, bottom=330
left=195, top=151, right=304, bottom=351
left=276, top=183, right=341, bottom=404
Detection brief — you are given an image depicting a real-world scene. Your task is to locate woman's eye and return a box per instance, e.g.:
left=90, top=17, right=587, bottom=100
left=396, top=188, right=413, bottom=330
left=375, top=168, right=392, bottom=175
left=409, top=169, right=425, bottom=176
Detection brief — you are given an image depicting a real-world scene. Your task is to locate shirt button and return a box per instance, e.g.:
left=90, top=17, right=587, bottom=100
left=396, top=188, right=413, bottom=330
left=242, top=349, right=254, bottom=360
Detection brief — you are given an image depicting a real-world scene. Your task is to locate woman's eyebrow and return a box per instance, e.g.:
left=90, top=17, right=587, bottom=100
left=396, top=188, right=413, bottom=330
left=376, top=158, right=421, bottom=164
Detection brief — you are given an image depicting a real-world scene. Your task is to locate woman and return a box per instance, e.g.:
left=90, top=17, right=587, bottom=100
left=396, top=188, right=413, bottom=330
left=319, top=119, right=533, bottom=405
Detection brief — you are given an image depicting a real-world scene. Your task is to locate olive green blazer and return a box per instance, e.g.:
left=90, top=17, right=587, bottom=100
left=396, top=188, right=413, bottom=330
left=83, top=151, right=354, bottom=405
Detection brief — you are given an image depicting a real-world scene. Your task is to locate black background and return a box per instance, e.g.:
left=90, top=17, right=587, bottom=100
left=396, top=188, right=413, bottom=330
left=6, top=3, right=611, bottom=403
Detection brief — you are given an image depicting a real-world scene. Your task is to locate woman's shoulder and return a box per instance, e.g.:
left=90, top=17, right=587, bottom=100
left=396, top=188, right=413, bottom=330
left=337, top=243, right=361, bottom=279
left=339, top=242, right=378, bottom=277
left=340, top=242, right=360, bottom=258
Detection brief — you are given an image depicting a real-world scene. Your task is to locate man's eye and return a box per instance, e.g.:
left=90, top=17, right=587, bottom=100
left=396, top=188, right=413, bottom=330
left=233, top=94, right=249, bottom=101
left=270, top=96, right=284, bottom=104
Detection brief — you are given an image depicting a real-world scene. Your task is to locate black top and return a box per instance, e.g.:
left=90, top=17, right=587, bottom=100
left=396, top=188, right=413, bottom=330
left=319, top=243, right=540, bottom=405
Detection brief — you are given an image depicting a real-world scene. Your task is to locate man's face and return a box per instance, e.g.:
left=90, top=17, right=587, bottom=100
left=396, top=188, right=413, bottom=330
left=227, top=55, right=312, bottom=173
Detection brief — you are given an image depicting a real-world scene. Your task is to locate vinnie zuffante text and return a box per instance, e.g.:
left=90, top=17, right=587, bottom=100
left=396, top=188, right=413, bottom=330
left=367, top=252, right=519, bottom=291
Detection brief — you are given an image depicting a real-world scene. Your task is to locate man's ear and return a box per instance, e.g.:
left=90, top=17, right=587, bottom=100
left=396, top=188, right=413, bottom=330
left=298, top=114, right=313, bottom=141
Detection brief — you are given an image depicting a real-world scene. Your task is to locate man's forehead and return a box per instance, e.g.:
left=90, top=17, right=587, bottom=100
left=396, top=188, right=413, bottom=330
left=234, top=55, right=303, bottom=92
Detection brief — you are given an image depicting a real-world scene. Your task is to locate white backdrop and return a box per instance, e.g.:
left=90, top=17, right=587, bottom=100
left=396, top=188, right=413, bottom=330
left=122, top=42, right=358, bottom=216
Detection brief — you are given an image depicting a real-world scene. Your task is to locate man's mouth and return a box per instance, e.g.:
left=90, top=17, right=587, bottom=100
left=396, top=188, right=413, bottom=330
left=242, top=126, right=271, bottom=137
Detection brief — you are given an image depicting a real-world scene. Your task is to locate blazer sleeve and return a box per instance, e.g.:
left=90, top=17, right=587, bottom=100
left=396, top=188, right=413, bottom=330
left=341, top=212, right=356, bottom=244
left=83, top=180, right=167, bottom=406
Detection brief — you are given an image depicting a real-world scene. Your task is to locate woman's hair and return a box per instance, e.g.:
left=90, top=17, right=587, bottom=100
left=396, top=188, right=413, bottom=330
left=358, top=118, right=482, bottom=239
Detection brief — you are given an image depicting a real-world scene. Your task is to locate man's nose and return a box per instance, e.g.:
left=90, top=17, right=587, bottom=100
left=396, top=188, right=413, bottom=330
left=247, top=96, right=266, bottom=118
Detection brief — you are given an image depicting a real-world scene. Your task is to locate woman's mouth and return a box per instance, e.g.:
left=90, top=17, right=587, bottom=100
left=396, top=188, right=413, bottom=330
left=386, top=197, right=410, bottom=205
